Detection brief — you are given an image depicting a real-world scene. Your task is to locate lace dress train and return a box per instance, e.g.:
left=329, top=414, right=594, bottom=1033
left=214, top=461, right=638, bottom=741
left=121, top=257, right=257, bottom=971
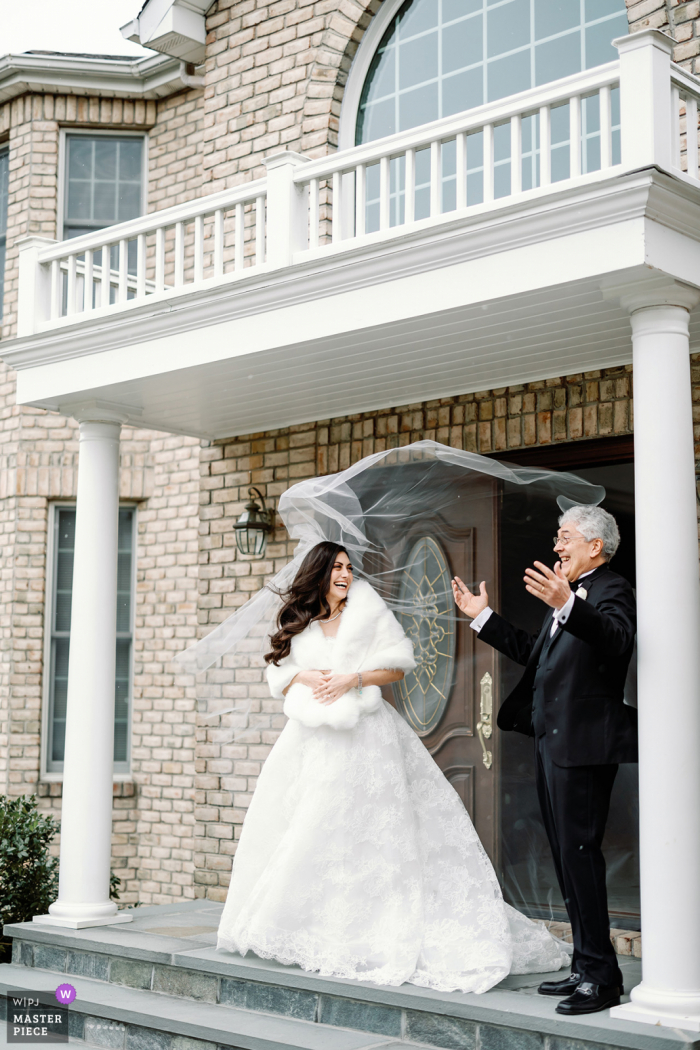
left=217, top=681, right=568, bottom=994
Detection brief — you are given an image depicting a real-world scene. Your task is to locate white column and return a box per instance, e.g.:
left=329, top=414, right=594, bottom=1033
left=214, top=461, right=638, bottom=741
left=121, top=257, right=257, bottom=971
left=610, top=283, right=700, bottom=1030
left=34, top=407, right=132, bottom=929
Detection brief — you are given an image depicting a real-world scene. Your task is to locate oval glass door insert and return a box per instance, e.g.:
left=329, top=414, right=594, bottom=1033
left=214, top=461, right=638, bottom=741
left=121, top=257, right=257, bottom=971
left=395, top=535, right=456, bottom=735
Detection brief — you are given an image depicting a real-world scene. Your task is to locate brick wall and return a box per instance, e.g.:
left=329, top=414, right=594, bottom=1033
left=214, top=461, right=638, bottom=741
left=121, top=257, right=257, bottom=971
left=0, top=86, right=205, bottom=903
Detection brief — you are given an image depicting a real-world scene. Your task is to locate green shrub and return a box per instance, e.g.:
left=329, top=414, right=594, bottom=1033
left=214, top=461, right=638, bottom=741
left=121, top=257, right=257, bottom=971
left=0, top=795, right=59, bottom=960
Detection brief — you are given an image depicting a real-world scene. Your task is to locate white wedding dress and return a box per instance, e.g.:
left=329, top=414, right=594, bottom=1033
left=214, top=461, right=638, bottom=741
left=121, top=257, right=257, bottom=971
left=217, top=633, right=569, bottom=993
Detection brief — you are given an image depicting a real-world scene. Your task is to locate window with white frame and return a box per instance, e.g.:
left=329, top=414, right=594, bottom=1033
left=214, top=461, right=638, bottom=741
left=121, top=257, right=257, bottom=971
left=46, top=505, right=135, bottom=775
left=63, top=135, right=144, bottom=239
left=0, top=144, right=9, bottom=319
left=356, top=0, right=628, bottom=144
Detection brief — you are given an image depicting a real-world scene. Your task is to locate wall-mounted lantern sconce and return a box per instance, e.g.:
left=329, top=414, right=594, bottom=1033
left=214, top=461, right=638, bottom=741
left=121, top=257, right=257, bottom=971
left=234, top=487, right=275, bottom=557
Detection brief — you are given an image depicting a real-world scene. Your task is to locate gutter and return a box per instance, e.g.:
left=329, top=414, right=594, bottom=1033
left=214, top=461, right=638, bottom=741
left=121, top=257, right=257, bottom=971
left=0, top=51, right=186, bottom=103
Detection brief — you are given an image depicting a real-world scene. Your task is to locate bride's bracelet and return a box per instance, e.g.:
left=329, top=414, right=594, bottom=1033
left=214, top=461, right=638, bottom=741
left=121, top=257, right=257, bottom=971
left=357, top=672, right=363, bottom=696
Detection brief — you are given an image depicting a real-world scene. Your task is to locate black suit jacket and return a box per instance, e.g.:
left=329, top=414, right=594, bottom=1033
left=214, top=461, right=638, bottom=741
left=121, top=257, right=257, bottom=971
left=479, top=563, right=637, bottom=767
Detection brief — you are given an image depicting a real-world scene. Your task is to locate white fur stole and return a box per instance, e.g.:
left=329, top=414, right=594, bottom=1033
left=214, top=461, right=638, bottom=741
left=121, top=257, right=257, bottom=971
left=266, top=579, right=415, bottom=731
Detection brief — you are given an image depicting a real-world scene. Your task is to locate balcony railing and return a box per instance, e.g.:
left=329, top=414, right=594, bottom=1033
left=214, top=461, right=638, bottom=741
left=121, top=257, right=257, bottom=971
left=16, top=30, right=700, bottom=338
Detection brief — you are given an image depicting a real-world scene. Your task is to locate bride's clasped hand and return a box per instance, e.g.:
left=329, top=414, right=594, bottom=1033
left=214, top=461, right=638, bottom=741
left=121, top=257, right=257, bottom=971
left=216, top=540, right=569, bottom=994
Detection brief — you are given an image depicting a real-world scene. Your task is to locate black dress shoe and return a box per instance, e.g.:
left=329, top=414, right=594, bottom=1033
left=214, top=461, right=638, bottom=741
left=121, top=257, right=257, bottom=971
left=556, top=981, right=622, bottom=1015
left=538, top=972, right=581, bottom=996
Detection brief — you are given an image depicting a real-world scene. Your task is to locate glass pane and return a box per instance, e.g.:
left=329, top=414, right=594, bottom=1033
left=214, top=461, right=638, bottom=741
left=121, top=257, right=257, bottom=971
left=535, top=30, right=581, bottom=85
left=442, top=15, right=482, bottom=74
left=443, top=0, right=480, bottom=18
left=94, top=139, right=117, bottom=180
left=68, top=138, right=93, bottom=181
left=399, top=32, right=438, bottom=90
left=94, top=181, right=116, bottom=223
left=399, top=82, right=439, bottom=130
left=359, top=98, right=396, bottom=143
left=118, top=183, right=141, bottom=223
left=399, top=0, right=438, bottom=38
left=487, top=0, right=530, bottom=59
left=66, top=181, right=92, bottom=221
left=443, top=67, right=483, bottom=117
left=585, top=13, right=628, bottom=69
left=535, top=0, right=579, bottom=40
left=51, top=637, right=70, bottom=762
left=118, top=139, right=143, bottom=181
left=487, top=48, right=530, bottom=102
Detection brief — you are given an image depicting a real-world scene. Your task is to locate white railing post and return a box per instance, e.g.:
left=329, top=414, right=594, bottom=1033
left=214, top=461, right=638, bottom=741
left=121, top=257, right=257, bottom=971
left=16, top=236, right=56, bottom=336
left=264, top=151, right=310, bottom=268
left=615, top=29, right=674, bottom=173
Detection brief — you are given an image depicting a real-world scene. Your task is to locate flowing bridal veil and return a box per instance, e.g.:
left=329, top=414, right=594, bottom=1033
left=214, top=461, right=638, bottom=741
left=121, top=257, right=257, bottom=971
left=177, top=440, right=604, bottom=674
left=177, top=440, right=605, bottom=992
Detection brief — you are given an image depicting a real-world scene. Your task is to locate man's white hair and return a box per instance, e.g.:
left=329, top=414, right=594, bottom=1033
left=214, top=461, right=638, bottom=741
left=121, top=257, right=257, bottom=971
left=558, top=505, right=620, bottom=561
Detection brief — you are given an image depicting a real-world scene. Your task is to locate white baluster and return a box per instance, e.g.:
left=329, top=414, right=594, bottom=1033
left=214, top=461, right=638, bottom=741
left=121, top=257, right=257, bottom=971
left=255, top=195, right=265, bottom=264
left=355, top=166, right=366, bottom=238
left=155, top=228, right=164, bottom=292
left=332, top=171, right=342, bottom=243
left=214, top=209, right=224, bottom=277
left=310, top=178, right=320, bottom=247
left=430, top=140, right=441, bottom=218
left=510, top=116, right=522, bottom=195
left=483, top=124, right=494, bottom=203
left=235, top=203, right=244, bottom=271
left=600, top=84, right=612, bottom=169
left=83, top=249, right=93, bottom=313
left=672, top=86, right=682, bottom=169
left=379, top=155, right=390, bottom=230
left=101, top=245, right=111, bottom=307
left=174, top=222, right=184, bottom=287
left=67, top=254, right=77, bottom=316
left=194, top=214, right=204, bottom=283
left=118, top=239, right=128, bottom=303
left=570, top=95, right=582, bottom=178
left=405, top=149, right=416, bottom=224
left=687, top=95, right=699, bottom=180
left=456, top=133, right=467, bottom=209
left=539, top=105, right=551, bottom=186
left=136, top=234, right=145, bottom=299
left=51, top=259, right=60, bottom=319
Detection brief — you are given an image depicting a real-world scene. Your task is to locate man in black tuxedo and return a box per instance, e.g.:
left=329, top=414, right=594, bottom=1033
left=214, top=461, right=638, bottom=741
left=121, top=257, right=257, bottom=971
left=452, top=504, right=636, bottom=1016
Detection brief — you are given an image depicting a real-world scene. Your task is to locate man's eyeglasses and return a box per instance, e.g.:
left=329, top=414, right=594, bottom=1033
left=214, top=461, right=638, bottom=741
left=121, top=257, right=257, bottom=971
left=552, top=534, right=580, bottom=547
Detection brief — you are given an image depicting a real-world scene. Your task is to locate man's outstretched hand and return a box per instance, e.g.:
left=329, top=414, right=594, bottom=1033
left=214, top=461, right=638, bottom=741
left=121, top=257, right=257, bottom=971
left=452, top=577, right=489, bottom=619
left=524, top=561, right=571, bottom=610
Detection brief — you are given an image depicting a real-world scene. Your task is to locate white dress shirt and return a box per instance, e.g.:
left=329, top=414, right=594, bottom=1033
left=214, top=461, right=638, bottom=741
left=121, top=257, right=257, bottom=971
left=469, top=567, right=596, bottom=638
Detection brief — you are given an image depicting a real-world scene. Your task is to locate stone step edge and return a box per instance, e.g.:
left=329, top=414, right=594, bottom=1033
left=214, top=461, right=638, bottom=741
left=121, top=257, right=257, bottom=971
left=0, top=965, right=403, bottom=1050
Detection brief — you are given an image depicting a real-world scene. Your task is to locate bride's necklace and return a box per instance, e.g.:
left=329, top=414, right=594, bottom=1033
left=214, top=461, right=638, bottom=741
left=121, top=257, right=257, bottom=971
left=321, top=608, right=343, bottom=623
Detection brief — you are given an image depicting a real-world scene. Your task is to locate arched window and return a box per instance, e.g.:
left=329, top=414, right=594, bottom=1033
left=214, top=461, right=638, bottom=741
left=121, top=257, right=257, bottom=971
left=355, top=0, right=628, bottom=145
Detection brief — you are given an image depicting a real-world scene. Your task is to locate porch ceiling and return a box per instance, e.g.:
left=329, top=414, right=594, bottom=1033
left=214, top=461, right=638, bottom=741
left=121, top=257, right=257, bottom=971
left=13, top=275, right=661, bottom=439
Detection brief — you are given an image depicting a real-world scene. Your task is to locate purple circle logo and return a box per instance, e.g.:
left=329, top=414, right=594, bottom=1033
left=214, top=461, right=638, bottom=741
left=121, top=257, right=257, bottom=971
left=55, top=983, right=77, bottom=1005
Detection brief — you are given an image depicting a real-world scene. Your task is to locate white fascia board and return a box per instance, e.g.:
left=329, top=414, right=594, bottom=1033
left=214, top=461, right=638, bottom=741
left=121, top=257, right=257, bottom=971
left=13, top=215, right=648, bottom=410
left=0, top=52, right=183, bottom=102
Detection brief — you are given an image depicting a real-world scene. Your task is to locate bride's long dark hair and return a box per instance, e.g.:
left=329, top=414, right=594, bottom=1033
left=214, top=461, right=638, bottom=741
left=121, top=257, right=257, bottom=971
left=265, top=541, right=350, bottom=665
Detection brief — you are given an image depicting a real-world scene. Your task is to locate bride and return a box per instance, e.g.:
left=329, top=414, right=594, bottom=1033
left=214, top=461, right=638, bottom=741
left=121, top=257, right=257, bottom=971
left=217, top=541, right=569, bottom=993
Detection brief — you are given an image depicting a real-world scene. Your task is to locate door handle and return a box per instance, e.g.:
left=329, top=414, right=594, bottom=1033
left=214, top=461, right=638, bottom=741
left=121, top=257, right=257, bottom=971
left=477, top=671, right=493, bottom=770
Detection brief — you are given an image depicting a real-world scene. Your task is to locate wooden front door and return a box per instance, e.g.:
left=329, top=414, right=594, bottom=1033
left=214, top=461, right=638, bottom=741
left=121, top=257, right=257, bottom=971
left=387, top=475, right=500, bottom=863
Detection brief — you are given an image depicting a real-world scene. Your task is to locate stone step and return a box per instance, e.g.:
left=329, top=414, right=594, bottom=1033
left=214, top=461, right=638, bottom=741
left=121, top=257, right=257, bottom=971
left=0, top=964, right=408, bottom=1050
left=2, top=907, right=695, bottom=1050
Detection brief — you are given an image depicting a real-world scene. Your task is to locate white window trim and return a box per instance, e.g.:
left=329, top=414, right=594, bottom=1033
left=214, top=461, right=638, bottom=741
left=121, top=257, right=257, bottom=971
left=57, top=128, right=149, bottom=241
left=41, top=501, right=137, bottom=782
left=338, top=0, right=402, bottom=150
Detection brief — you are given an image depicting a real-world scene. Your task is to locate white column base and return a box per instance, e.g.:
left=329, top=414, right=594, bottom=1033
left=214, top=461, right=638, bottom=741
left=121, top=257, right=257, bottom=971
left=33, top=912, right=133, bottom=930
left=611, top=1002, right=700, bottom=1033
